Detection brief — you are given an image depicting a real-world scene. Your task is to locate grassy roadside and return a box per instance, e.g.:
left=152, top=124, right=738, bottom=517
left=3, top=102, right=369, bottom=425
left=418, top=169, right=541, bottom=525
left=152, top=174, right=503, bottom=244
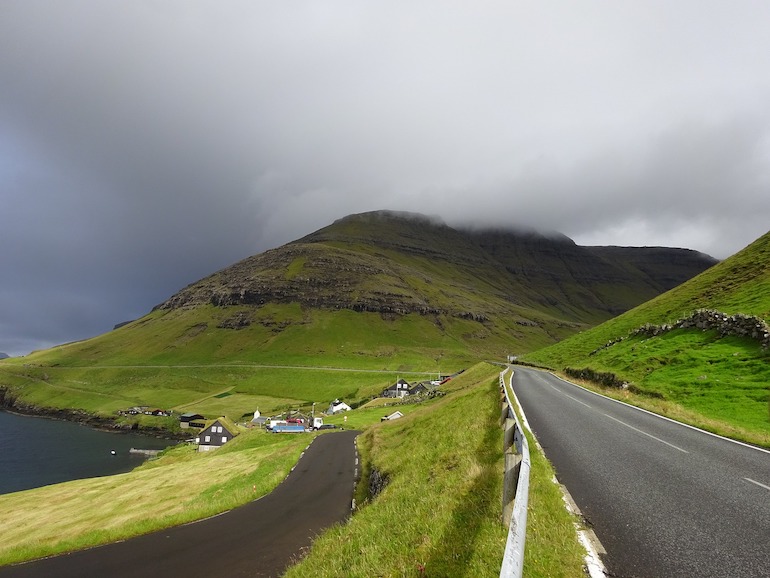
left=0, top=429, right=310, bottom=567
left=543, top=366, right=770, bottom=449
left=283, top=364, right=586, bottom=578
left=503, top=372, right=590, bottom=578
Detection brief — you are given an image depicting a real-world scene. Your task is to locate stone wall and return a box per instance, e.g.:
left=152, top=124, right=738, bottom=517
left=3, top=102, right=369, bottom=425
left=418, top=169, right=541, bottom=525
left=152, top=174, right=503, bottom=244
left=590, top=309, right=770, bottom=356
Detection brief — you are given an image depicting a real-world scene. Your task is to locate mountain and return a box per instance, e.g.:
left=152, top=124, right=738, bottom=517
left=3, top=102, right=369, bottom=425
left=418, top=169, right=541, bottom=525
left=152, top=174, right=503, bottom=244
left=156, top=210, right=715, bottom=325
left=522, top=229, right=770, bottom=446
left=0, top=210, right=716, bottom=420
left=0, top=352, right=9, bottom=360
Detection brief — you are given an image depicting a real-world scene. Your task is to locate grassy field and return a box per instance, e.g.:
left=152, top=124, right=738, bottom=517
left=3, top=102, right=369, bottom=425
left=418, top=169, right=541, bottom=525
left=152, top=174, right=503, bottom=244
left=0, top=304, right=517, bottom=423
left=0, top=363, right=588, bottom=577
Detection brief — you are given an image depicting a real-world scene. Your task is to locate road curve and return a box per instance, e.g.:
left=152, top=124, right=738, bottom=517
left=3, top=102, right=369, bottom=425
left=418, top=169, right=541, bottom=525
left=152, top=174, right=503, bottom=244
left=0, top=430, right=360, bottom=578
left=511, top=366, right=770, bottom=578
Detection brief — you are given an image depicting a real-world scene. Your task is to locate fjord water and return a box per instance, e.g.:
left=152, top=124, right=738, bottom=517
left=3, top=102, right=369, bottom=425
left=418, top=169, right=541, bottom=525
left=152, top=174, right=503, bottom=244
left=0, top=411, right=174, bottom=495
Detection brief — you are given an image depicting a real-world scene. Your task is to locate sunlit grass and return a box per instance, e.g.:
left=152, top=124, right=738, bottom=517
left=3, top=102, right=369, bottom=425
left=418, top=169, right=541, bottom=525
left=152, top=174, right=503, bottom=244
left=0, top=429, right=309, bottom=566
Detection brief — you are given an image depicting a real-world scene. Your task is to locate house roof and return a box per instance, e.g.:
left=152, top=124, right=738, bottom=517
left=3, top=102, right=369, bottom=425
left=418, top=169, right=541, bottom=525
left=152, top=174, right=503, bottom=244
left=180, top=412, right=205, bottom=419
left=200, top=416, right=240, bottom=437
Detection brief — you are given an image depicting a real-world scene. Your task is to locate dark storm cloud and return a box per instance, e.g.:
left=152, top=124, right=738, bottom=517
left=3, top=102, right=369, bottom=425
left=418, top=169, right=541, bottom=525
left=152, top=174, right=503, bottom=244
left=2, top=1, right=770, bottom=354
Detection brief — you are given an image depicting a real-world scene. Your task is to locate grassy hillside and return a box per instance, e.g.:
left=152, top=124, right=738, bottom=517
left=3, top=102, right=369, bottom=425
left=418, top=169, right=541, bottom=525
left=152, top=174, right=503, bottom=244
left=0, top=364, right=587, bottom=577
left=0, top=210, right=714, bottom=424
left=522, top=231, right=770, bottom=446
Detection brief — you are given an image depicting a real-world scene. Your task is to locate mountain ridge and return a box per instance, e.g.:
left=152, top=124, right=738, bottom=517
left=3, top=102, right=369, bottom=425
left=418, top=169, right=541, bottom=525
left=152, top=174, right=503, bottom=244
left=155, top=210, right=717, bottom=326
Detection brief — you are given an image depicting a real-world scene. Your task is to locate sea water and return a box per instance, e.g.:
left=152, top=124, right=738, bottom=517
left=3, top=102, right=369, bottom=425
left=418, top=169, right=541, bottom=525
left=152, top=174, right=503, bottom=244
left=0, top=410, right=174, bottom=494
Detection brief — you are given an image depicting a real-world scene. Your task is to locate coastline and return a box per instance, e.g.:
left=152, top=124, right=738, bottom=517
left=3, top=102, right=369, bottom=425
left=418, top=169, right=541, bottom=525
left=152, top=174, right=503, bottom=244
left=0, top=386, right=186, bottom=440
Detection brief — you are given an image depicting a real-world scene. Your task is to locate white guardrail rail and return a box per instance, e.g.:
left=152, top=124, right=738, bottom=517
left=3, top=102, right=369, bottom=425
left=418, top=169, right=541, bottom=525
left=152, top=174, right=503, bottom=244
left=499, top=368, right=531, bottom=578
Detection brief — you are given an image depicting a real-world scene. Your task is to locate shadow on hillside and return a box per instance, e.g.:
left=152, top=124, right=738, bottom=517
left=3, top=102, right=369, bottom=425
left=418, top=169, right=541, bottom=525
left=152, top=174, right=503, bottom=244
left=422, top=383, right=502, bottom=576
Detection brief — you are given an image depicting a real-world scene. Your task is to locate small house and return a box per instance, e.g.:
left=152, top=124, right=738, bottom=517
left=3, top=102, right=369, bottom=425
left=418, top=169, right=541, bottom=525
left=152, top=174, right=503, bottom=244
left=251, top=410, right=269, bottom=428
left=327, top=399, right=352, bottom=414
left=195, top=417, right=239, bottom=452
left=382, top=378, right=410, bottom=398
left=179, top=412, right=206, bottom=429
left=381, top=410, right=404, bottom=421
left=408, top=382, right=431, bottom=396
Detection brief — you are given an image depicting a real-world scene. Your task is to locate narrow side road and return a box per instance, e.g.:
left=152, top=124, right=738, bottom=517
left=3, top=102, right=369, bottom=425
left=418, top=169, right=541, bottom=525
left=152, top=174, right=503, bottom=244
left=1, top=430, right=360, bottom=578
left=512, top=366, right=770, bottom=578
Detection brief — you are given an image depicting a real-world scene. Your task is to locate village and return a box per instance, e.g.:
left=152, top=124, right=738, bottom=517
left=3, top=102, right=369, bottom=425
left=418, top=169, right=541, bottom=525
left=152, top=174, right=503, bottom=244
left=123, top=374, right=455, bottom=452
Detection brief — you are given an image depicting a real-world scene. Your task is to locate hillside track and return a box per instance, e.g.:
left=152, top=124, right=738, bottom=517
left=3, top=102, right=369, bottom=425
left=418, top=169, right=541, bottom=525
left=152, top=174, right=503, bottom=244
left=0, top=430, right=360, bottom=578
left=511, top=366, right=770, bottom=578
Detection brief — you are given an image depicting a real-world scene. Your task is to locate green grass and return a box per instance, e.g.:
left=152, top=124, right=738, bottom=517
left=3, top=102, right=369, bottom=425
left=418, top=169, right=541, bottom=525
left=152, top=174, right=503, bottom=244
left=283, top=364, right=586, bottom=578
left=0, top=363, right=588, bottom=578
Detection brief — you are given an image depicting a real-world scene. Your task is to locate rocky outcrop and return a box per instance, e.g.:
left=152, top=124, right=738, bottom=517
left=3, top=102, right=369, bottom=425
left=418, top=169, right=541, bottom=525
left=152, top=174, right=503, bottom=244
left=368, top=467, right=390, bottom=499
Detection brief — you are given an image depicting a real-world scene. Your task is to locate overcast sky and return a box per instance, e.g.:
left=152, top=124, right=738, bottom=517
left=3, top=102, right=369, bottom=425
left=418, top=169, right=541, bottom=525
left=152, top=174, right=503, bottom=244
left=2, top=1, right=770, bottom=356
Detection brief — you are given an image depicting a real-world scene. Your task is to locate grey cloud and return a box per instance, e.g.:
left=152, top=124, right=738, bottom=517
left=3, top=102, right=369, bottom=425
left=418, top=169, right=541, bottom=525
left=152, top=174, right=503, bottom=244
left=2, top=1, right=770, bottom=354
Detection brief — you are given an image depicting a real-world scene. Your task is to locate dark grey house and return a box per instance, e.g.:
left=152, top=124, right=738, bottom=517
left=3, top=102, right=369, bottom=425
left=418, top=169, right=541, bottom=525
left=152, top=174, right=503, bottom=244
left=195, top=417, right=239, bottom=452
left=179, top=412, right=206, bottom=429
left=382, top=378, right=411, bottom=398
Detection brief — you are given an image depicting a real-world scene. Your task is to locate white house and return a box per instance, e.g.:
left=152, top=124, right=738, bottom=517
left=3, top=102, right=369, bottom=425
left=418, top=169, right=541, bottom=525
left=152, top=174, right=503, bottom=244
left=327, top=399, right=352, bottom=414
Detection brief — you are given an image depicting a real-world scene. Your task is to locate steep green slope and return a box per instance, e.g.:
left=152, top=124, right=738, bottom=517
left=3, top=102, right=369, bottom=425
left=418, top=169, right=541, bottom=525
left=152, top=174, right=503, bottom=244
left=0, top=210, right=715, bottom=423
left=522, top=230, right=770, bottom=445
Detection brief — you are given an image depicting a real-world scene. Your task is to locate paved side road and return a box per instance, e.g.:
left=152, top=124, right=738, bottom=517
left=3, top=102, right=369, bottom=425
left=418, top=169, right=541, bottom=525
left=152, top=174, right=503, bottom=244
left=0, top=430, right=360, bottom=578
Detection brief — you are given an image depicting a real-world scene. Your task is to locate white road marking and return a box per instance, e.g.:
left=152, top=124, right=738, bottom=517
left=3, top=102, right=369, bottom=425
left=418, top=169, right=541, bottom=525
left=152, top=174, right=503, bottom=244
left=602, top=413, right=689, bottom=453
left=744, top=477, right=770, bottom=492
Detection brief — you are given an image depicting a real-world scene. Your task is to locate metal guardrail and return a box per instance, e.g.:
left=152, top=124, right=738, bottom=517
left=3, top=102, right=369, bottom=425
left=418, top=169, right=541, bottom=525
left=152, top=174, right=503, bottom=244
left=499, top=368, right=531, bottom=578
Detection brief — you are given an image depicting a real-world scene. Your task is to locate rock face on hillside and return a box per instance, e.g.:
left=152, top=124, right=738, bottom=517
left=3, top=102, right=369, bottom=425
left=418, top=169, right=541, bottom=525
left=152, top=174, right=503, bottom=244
left=155, top=210, right=717, bottom=324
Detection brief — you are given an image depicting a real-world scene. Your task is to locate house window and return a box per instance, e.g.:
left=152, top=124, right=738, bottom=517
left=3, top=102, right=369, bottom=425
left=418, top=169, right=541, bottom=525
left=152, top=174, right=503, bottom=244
left=204, top=435, right=210, bottom=442
left=222, top=436, right=228, bottom=443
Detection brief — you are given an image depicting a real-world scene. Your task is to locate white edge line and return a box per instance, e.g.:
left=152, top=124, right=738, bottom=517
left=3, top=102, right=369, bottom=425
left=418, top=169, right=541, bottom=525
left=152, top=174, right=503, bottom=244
left=543, top=370, right=770, bottom=456
left=744, top=477, right=770, bottom=492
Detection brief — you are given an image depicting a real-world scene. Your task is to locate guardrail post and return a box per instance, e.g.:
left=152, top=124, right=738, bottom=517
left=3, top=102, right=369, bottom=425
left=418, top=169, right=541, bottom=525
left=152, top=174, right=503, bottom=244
left=501, top=402, right=510, bottom=426
left=502, top=418, right=521, bottom=526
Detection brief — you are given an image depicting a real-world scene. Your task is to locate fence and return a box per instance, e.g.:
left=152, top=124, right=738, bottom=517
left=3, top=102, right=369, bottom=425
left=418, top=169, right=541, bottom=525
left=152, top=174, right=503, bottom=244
left=499, top=368, right=531, bottom=578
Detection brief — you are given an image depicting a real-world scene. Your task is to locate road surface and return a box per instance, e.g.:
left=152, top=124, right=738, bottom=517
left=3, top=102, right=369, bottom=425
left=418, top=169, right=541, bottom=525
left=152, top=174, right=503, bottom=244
left=0, top=430, right=360, bottom=578
left=511, top=366, right=770, bottom=578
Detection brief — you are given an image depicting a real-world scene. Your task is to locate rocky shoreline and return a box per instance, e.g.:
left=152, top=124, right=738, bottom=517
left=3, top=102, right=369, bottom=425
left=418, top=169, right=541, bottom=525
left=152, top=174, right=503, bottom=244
left=0, top=386, right=186, bottom=440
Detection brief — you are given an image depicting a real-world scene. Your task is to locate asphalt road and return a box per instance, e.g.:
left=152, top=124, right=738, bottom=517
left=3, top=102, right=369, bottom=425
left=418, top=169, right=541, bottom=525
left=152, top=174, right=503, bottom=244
left=0, top=429, right=360, bottom=578
left=510, top=366, right=770, bottom=578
